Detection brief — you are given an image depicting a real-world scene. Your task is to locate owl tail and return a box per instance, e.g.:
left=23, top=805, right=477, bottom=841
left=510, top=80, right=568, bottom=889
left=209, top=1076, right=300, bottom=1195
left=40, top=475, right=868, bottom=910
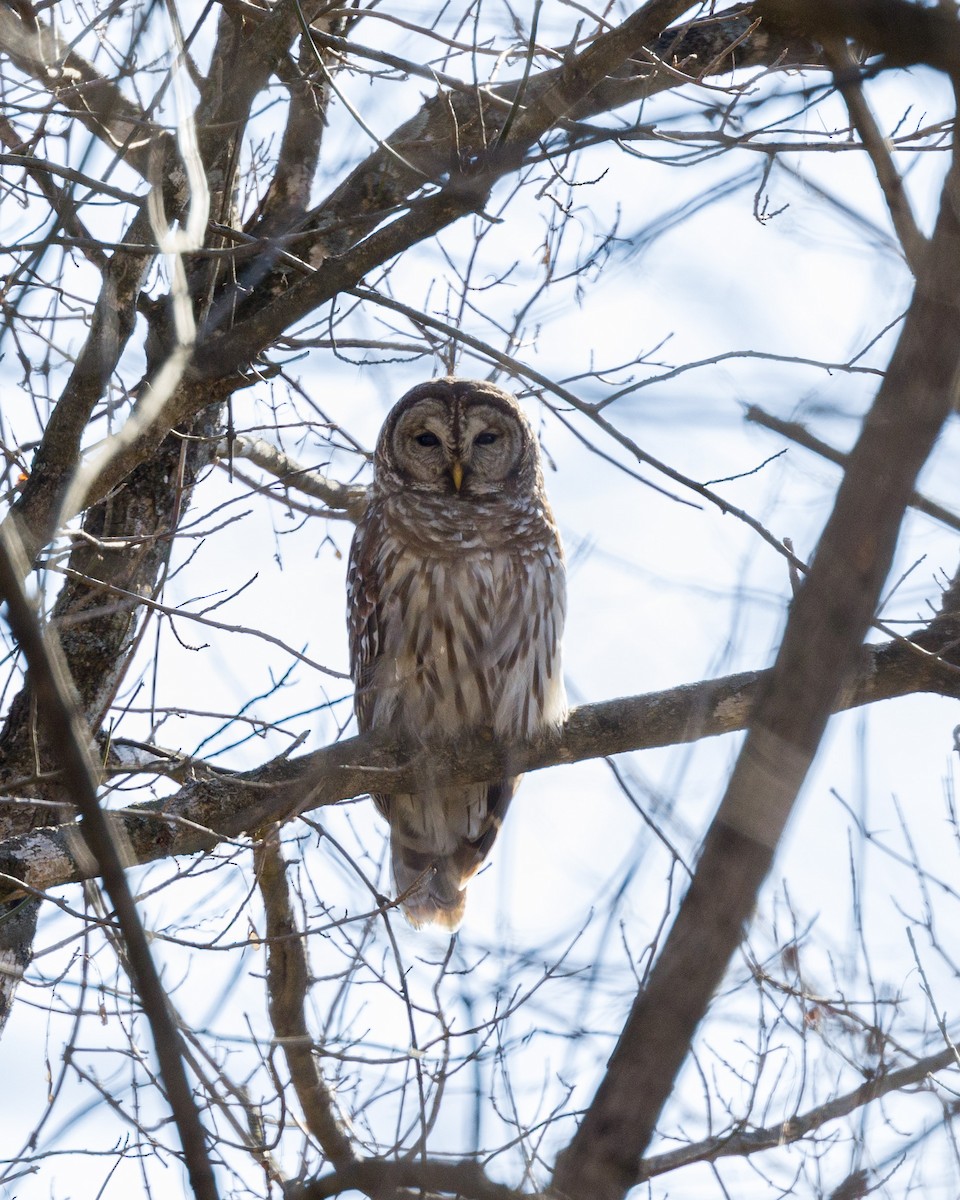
left=393, top=848, right=467, bottom=931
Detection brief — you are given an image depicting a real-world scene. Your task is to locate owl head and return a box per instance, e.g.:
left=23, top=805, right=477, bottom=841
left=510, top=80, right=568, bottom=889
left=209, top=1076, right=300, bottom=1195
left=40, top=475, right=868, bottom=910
left=372, top=377, right=542, bottom=500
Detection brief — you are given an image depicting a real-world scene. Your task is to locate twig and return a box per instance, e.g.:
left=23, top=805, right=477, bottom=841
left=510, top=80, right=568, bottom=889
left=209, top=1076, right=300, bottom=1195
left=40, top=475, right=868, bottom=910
left=349, top=288, right=804, bottom=552
left=906, top=927, right=960, bottom=1071
left=50, top=565, right=349, bottom=679
left=635, top=1042, right=960, bottom=1180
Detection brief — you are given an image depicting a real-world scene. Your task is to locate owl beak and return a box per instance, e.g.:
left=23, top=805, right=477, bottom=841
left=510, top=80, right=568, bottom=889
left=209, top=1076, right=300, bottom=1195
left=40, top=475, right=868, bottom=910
left=450, top=460, right=464, bottom=491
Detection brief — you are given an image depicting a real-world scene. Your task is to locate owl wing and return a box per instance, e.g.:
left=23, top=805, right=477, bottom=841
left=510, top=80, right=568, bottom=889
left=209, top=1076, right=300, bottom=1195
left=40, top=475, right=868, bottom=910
left=346, top=513, right=382, bottom=738
left=457, top=778, right=519, bottom=864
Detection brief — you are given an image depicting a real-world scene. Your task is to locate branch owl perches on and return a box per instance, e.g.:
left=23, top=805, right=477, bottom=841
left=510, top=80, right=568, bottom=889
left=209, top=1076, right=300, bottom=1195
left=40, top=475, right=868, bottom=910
left=347, top=378, right=566, bottom=928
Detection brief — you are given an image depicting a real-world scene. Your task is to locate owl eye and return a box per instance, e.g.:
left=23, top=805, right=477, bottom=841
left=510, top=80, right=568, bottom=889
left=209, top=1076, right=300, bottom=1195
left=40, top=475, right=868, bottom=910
left=475, top=431, right=499, bottom=446
left=414, top=431, right=440, bottom=448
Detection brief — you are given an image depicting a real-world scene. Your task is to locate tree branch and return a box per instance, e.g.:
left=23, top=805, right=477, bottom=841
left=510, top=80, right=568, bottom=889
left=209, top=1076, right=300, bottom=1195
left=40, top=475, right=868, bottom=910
left=3, top=203, right=154, bottom=568
left=254, top=830, right=359, bottom=1169
left=746, top=405, right=960, bottom=533
left=223, top=435, right=368, bottom=520
left=287, top=1156, right=523, bottom=1200
left=2, top=606, right=959, bottom=902
left=821, top=37, right=926, bottom=273
left=552, top=138, right=960, bottom=1200
left=0, top=408, right=227, bottom=836
left=195, top=0, right=817, bottom=378
left=0, top=5, right=165, bottom=175
left=2, top=1, right=826, bottom=568
left=758, top=0, right=960, bottom=73
left=636, top=1043, right=960, bottom=1181
left=0, top=521, right=220, bottom=1200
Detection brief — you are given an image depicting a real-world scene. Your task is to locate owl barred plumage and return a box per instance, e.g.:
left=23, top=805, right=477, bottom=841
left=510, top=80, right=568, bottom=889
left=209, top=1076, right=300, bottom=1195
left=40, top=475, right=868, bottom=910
left=347, top=378, right=567, bottom=929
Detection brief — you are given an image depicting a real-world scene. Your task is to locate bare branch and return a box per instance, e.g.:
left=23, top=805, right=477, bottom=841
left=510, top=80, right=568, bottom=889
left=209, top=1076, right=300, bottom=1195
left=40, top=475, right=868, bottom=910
left=3, top=603, right=960, bottom=900
left=636, top=1043, right=960, bottom=1181
left=288, top=1156, right=524, bottom=1200
left=2, top=2, right=957, bottom=1191
left=223, top=435, right=368, bottom=520
left=0, top=6, right=165, bottom=174
left=255, top=831, right=359, bottom=1168
left=194, top=0, right=779, bottom=377
left=0, top=522, right=220, bottom=1200
left=552, top=141, right=960, bottom=1200
left=746, top=406, right=960, bottom=533
left=2, top=1, right=827, bottom=570
left=3, top=203, right=154, bottom=567
left=758, top=0, right=960, bottom=73
left=822, top=37, right=927, bottom=273
left=1, top=407, right=226, bottom=837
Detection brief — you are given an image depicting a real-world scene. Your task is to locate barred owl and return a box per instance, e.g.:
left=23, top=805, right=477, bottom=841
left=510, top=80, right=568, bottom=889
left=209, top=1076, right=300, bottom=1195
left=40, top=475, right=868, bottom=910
left=347, top=378, right=566, bottom=930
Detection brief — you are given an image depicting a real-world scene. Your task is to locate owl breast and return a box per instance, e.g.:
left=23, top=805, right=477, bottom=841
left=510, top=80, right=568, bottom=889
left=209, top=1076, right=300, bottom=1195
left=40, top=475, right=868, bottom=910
left=365, top=530, right=566, bottom=744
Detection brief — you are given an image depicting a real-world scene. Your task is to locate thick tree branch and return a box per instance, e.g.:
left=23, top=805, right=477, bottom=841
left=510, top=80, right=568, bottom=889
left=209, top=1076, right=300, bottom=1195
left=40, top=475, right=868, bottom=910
left=293, top=2, right=817, bottom=268
left=223, top=435, right=368, bottom=520
left=1, top=1, right=824, bottom=568
left=0, top=3, right=339, bottom=570
left=497, top=0, right=697, bottom=150
left=0, top=404, right=226, bottom=1038
left=246, top=28, right=331, bottom=240
left=197, top=0, right=822, bottom=378
left=2, top=1, right=957, bottom=1192
left=551, top=141, right=960, bottom=1200
left=196, top=0, right=696, bottom=374
left=0, top=6, right=165, bottom=174
left=0, top=408, right=226, bottom=835
left=0, top=891, right=36, bottom=1034
left=287, top=1156, right=523, bottom=1200
left=0, top=523, right=220, bottom=1200
left=2, top=607, right=959, bottom=903
left=758, top=0, right=960, bottom=73
left=189, top=2, right=346, bottom=223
